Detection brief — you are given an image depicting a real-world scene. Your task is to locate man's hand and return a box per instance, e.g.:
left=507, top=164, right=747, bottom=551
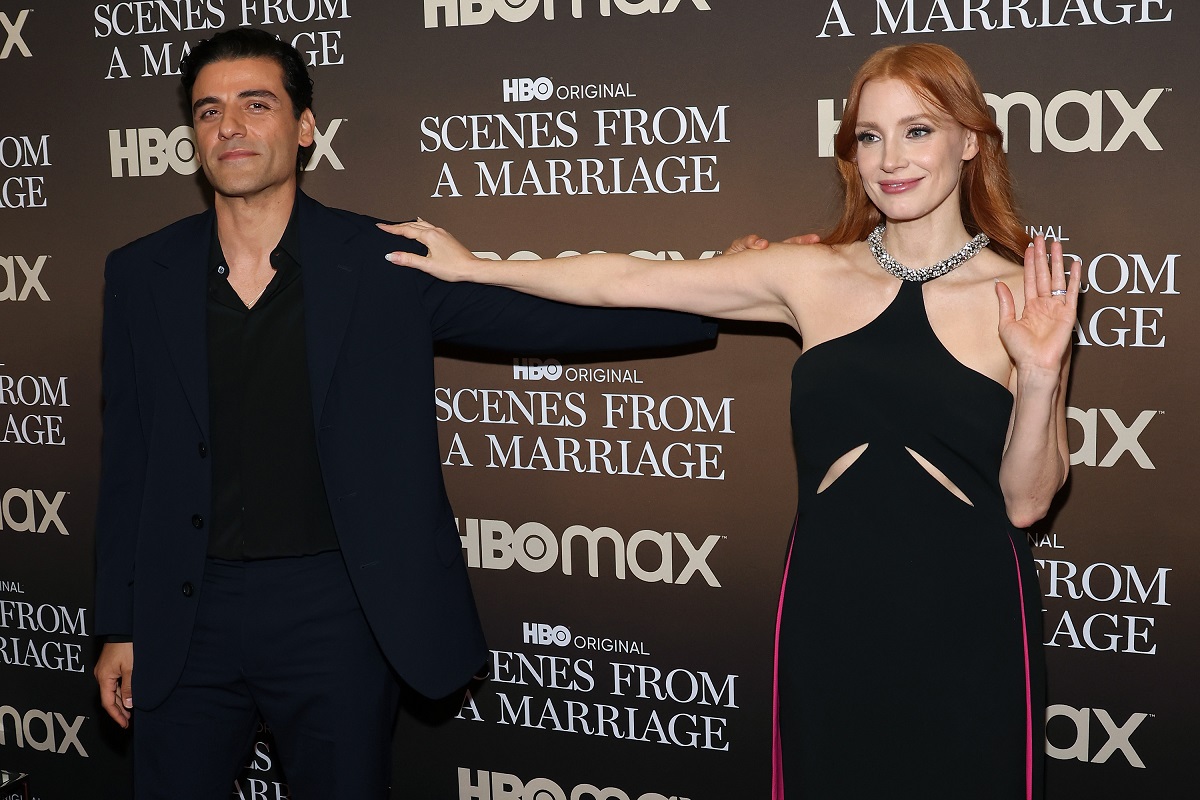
left=723, top=233, right=822, bottom=256
left=95, top=641, right=134, bottom=728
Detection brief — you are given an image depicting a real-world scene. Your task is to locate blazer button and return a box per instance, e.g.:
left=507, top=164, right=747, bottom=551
left=181, top=582, right=194, bottom=597
left=191, top=514, right=204, bottom=529
left=198, top=442, right=208, bottom=458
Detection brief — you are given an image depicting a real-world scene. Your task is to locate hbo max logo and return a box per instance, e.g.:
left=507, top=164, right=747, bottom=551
left=522, top=621, right=571, bottom=647
left=109, top=121, right=345, bottom=177
left=502, top=77, right=554, bottom=103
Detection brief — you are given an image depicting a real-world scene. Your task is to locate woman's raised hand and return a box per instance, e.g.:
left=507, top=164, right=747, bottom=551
left=995, top=235, right=1081, bottom=377
left=379, top=219, right=482, bottom=282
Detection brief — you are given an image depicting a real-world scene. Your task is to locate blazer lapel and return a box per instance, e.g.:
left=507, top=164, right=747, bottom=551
left=296, top=192, right=361, bottom=427
left=151, top=211, right=213, bottom=440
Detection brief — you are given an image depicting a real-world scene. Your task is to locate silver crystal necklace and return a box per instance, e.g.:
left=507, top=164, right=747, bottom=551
left=867, top=223, right=989, bottom=282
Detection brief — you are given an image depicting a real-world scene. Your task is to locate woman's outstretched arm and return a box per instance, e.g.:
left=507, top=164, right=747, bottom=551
left=380, top=219, right=810, bottom=328
left=996, top=236, right=1081, bottom=528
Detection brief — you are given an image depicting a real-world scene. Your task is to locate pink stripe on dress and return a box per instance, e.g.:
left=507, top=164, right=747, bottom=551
left=771, top=519, right=798, bottom=800
left=1009, top=537, right=1034, bottom=800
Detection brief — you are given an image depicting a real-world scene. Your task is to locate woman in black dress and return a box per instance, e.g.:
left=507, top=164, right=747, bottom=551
left=384, top=43, right=1075, bottom=800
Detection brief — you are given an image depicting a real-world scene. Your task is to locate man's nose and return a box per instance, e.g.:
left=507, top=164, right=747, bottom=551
left=219, top=110, right=246, bottom=140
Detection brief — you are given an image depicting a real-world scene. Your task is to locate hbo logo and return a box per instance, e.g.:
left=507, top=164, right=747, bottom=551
left=522, top=622, right=571, bottom=647
left=502, top=77, right=553, bottom=103
left=512, top=357, right=562, bottom=381
left=108, top=126, right=199, bottom=178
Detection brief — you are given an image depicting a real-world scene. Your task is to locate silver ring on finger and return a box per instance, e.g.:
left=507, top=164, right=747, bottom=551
left=1050, top=289, right=1068, bottom=296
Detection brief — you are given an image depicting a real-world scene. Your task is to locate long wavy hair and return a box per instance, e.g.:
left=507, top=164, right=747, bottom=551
left=824, top=43, right=1028, bottom=264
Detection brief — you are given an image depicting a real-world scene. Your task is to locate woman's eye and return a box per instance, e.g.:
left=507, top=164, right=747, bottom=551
left=856, top=131, right=879, bottom=143
left=908, top=126, right=932, bottom=138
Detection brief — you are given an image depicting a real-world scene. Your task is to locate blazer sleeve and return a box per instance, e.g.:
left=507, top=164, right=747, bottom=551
left=94, top=253, right=148, bottom=637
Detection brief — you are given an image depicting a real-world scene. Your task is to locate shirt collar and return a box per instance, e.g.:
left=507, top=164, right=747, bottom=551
left=208, top=195, right=303, bottom=275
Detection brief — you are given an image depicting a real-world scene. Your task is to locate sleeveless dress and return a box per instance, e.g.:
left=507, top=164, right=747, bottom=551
left=772, top=279, right=1045, bottom=799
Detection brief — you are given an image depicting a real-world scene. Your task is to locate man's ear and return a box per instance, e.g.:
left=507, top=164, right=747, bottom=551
left=298, top=108, right=316, bottom=148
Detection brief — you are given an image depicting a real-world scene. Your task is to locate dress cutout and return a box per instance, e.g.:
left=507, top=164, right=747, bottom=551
left=773, top=279, right=1045, bottom=799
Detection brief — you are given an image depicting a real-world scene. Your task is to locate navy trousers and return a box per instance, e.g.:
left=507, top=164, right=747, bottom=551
left=133, top=551, right=401, bottom=799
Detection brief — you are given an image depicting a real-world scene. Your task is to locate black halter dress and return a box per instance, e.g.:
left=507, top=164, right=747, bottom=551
left=773, top=279, right=1045, bottom=799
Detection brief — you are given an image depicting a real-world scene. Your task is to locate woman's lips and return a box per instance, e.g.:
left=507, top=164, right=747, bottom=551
left=878, top=178, right=921, bottom=194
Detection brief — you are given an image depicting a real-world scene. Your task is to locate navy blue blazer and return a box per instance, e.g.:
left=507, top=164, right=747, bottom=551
left=95, top=192, right=716, bottom=704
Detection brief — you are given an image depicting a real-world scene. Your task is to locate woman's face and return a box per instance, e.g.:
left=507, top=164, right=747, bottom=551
left=852, top=78, right=978, bottom=226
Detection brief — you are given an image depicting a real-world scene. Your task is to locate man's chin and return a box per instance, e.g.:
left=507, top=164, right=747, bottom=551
left=208, top=178, right=290, bottom=202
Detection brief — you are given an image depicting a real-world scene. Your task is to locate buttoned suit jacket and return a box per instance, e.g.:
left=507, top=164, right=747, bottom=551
left=95, top=191, right=716, bottom=706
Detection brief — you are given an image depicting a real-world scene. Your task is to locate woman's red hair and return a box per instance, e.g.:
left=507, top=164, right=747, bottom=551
left=824, top=43, right=1028, bottom=264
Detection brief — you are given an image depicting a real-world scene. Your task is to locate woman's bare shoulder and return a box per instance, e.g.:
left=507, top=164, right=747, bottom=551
left=722, top=240, right=857, bottom=292
left=753, top=239, right=866, bottom=278
left=768, top=240, right=898, bottom=336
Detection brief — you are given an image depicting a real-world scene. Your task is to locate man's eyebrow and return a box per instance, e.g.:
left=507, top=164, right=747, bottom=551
left=238, top=89, right=281, bottom=103
left=192, top=89, right=281, bottom=114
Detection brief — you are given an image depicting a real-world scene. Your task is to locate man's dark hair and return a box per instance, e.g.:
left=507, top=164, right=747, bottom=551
left=180, top=28, right=313, bottom=118
left=180, top=28, right=315, bottom=170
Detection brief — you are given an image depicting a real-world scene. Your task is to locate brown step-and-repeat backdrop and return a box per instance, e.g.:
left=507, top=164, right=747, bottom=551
left=1, top=2, right=1194, bottom=798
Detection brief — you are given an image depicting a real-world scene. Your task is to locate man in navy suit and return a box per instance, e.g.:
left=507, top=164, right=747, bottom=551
left=92, top=28, right=714, bottom=798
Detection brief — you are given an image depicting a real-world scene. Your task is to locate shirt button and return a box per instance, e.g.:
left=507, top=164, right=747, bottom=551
left=198, top=442, right=208, bottom=458
left=217, top=265, right=227, bottom=275
left=181, top=582, right=194, bottom=597
left=191, top=514, right=204, bottom=529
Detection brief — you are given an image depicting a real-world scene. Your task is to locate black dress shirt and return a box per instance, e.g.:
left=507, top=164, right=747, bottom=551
left=205, top=207, right=339, bottom=559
